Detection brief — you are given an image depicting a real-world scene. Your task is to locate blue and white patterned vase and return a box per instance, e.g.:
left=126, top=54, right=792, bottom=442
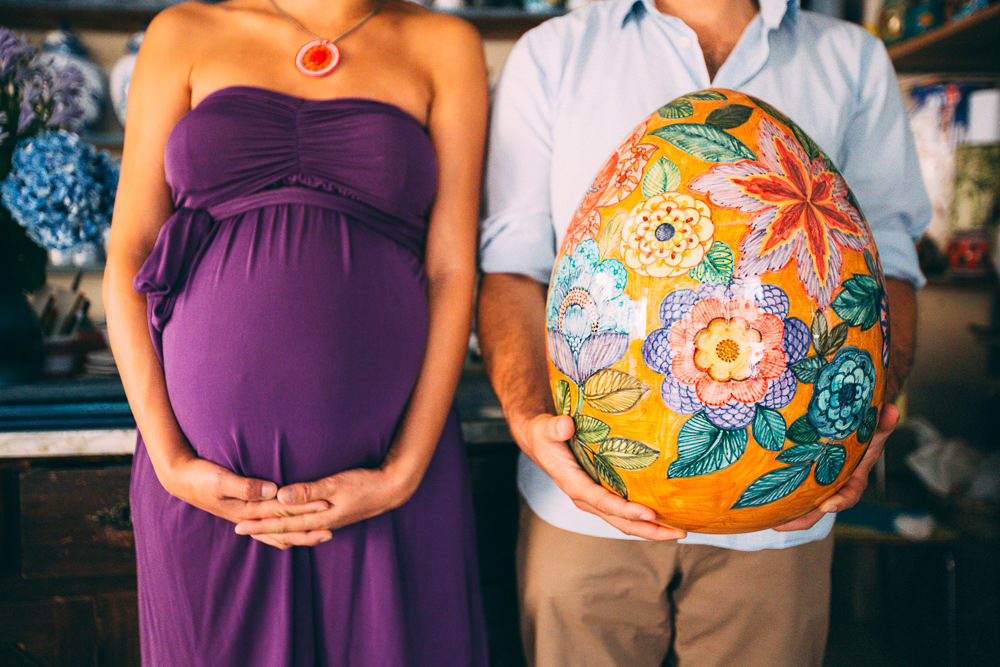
left=39, top=29, right=107, bottom=132
left=110, top=31, right=144, bottom=127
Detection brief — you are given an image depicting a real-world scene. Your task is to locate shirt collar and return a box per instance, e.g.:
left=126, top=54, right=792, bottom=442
left=618, top=0, right=799, bottom=29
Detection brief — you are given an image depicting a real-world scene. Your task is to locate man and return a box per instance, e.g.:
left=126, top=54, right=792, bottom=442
left=477, top=1, right=931, bottom=665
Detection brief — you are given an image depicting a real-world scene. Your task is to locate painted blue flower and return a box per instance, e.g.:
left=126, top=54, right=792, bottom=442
left=642, top=279, right=809, bottom=429
left=807, top=347, right=876, bottom=440
left=547, top=239, right=634, bottom=384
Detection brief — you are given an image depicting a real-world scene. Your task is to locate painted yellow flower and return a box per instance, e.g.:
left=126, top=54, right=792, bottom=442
left=620, top=192, right=714, bottom=277
left=693, top=317, right=763, bottom=383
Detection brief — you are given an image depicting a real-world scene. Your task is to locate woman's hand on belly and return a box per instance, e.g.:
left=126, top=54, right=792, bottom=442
left=160, top=455, right=333, bottom=535
left=232, top=466, right=408, bottom=548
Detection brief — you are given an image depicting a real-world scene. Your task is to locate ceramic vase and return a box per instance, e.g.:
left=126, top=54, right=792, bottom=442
left=110, top=31, right=144, bottom=127
left=39, top=29, right=106, bottom=131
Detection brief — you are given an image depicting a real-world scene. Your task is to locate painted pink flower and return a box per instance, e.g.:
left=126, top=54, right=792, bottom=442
left=689, top=117, right=870, bottom=307
left=600, top=124, right=656, bottom=206
left=668, top=297, right=787, bottom=407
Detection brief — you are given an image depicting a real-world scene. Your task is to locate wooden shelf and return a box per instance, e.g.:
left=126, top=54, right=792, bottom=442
left=889, top=3, right=1000, bottom=74
left=0, top=1, right=560, bottom=37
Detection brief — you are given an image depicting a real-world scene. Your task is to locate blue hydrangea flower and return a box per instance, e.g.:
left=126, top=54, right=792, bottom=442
left=1, top=129, right=118, bottom=250
left=807, top=347, right=876, bottom=440
left=546, top=239, right=634, bottom=384
left=642, top=279, right=809, bottom=430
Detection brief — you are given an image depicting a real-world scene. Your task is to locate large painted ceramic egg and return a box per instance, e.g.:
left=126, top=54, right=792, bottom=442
left=546, top=89, right=888, bottom=533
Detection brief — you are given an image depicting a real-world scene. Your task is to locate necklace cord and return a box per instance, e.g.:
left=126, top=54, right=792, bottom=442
left=269, top=0, right=388, bottom=44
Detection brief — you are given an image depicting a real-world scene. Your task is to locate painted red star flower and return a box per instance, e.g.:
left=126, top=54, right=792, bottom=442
left=689, top=117, right=870, bottom=307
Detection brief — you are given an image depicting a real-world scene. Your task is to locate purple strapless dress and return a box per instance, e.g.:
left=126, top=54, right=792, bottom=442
left=129, top=86, right=487, bottom=666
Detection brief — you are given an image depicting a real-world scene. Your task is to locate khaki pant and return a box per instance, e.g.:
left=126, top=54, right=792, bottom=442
left=517, top=503, right=834, bottom=667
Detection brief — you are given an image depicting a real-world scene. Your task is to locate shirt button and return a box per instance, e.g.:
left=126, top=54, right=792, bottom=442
left=677, top=36, right=693, bottom=49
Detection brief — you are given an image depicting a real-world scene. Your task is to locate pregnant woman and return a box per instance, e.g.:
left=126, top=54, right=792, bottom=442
left=102, top=1, right=488, bottom=664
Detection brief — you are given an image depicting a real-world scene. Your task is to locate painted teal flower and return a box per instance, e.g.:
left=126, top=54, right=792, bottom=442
left=547, top=239, right=634, bottom=384
left=807, top=347, right=876, bottom=440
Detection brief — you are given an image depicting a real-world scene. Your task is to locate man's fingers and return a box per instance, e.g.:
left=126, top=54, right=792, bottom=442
left=601, top=514, right=687, bottom=541
left=559, top=463, right=657, bottom=522
left=877, top=402, right=900, bottom=434
left=544, top=414, right=576, bottom=441
left=773, top=508, right=824, bottom=532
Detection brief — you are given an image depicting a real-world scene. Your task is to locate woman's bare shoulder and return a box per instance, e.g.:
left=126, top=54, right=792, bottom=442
left=389, top=0, right=483, bottom=54
left=145, top=1, right=248, bottom=45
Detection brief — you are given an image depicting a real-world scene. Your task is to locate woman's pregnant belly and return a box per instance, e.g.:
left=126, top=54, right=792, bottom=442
left=160, top=205, right=428, bottom=484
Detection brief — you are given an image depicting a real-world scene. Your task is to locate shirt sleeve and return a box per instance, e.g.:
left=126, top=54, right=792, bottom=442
left=839, top=36, right=931, bottom=289
left=479, top=31, right=559, bottom=285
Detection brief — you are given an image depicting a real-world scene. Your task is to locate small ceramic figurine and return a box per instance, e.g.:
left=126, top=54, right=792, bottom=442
left=38, top=29, right=106, bottom=131
left=547, top=89, right=888, bottom=533
left=109, top=31, right=144, bottom=127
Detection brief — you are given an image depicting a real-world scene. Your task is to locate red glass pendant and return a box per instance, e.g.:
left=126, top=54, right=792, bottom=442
left=295, top=40, right=341, bottom=77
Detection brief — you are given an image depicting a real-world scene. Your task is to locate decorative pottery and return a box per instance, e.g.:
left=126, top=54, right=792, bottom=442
left=39, top=30, right=106, bottom=131
left=546, top=89, right=888, bottom=533
left=109, top=31, right=144, bottom=127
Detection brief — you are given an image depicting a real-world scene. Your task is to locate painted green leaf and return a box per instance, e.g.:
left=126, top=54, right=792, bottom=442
left=864, top=248, right=879, bottom=278
left=685, top=90, right=728, bottom=101
left=831, top=275, right=881, bottom=330
left=570, top=437, right=600, bottom=484
left=668, top=412, right=748, bottom=478
left=593, top=454, right=629, bottom=498
left=574, top=414, right=610, bottom=444
left=747, top=95, right=825, bottom=161
left=597, top=212, right=625, bottom=260
left=749, top=95, right=793, bottom=126
left=790, top=123, right=826, bottom=162
left=811, top=309, right=829, bottom=355
left=650, top=123, right=756, bottom=163
left=706, top=104, right=753, bottom=130
left=732, top=464, right=812, bottom=509
left=555, top=380, right=572, bottom=416
left=857, top=406, right=879, bottom=443
left=583, top=369, right=648, bottom=414
left=688, top=240, right=734, bottom=284
left=825, top=322, right=849, bottom=357
left=777, top=442, right=826, bottom=464
left=599, top=437, right=660, bottom=470
left=752, top=406, right=787, bottom=452
left=791, top=355, right=825, bottom=384
left=641, top=156, right=681, bottom=198
left=815, top=443, right=846, bottom=486
left=787, top=414, right=820, bottom=445
left=658, top=99, right=694, bottom=119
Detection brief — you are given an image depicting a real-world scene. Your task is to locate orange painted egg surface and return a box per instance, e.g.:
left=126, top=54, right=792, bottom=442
left=546, top=89, right=888, bottom=533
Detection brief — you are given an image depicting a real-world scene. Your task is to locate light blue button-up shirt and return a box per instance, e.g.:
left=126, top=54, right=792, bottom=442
left=480, top=0, right=930, bottom=549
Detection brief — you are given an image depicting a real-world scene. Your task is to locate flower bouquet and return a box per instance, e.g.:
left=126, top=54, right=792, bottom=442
left=1, top=27, right=118, bottom=282
left=0, top=28, right=119, bottom=384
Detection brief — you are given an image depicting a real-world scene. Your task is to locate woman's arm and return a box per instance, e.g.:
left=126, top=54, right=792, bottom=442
left=235, top=13, right=488, bottom=546
left=104, top=7, right=328, bottom=535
